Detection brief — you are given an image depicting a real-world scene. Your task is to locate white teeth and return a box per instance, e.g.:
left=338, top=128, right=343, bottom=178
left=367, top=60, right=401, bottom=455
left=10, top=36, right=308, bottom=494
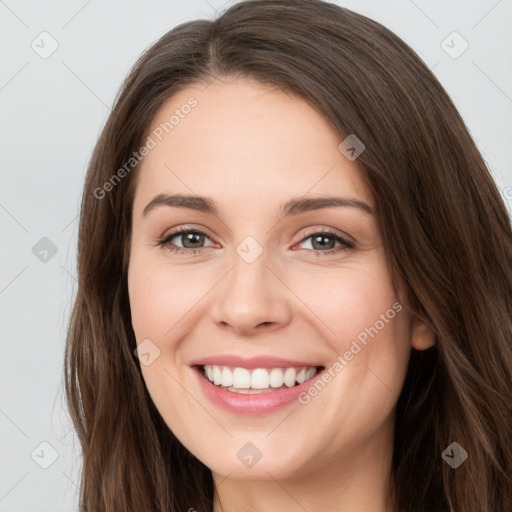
left=296, top=368, right=306, bottom=384
left=232, top=367, right=251, bottom=388
left=269, top=368, right=284, bottom=388
left=284, top=367, right=296, bottom=387
left=212, top=365, right=222, bottom=385
left=202, top=364, right=320, bottom=391
left=305, top=367, right=316, bottom=380
left=221, top=366, right=233, bottom=387
left=251, top=368, right=269, bottom=389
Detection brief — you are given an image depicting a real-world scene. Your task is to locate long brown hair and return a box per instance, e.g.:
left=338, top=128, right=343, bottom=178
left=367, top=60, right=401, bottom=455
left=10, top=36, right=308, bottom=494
left=64, top=1, right=512, bottom=510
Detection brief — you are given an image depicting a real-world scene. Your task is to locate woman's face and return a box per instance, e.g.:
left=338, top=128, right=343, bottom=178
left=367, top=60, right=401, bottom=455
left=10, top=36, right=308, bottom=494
left=128, top=78, right=429, bottom=480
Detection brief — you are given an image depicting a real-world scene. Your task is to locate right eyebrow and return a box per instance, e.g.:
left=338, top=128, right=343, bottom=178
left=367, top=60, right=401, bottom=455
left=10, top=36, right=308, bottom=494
left=143, top=194, right=219, bottom=217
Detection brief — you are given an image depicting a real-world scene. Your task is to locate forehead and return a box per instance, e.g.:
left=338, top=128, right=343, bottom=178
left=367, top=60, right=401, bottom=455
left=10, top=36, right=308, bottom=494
left=133, top=78, right=372, bottom=215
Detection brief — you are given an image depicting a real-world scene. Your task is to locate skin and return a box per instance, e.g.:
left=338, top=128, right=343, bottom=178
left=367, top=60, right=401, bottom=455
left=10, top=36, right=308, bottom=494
left=127, top=77, right=435, bottom=512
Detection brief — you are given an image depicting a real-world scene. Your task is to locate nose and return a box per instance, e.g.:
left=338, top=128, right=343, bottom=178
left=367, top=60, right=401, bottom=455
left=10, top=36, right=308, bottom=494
left=209, top=247, right=292, bottom=336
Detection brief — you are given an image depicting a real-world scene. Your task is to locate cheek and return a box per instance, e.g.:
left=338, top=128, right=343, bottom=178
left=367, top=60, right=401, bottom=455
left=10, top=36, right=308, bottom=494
left=290, top=257, right=410, bottom=415
left=128, top=257, right=205, bottom=343
left=291, top=257, right=401, bottom=349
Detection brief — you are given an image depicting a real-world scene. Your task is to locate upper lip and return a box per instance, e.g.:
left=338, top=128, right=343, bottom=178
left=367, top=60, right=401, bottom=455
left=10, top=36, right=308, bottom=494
left=190, top=355, right=324, bottom=369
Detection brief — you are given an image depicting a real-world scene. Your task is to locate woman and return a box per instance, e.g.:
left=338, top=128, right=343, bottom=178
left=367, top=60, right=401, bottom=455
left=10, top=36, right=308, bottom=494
left=64, top=0, right=512, bottom=510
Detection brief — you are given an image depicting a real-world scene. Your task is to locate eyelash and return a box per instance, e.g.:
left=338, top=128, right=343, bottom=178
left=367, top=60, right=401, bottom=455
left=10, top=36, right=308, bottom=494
left=156, top=227, right=354, bottom=257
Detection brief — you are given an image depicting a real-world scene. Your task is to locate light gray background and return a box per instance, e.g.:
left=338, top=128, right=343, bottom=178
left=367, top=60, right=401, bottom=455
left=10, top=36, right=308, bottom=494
left=1, top=0, right=511, bottom=510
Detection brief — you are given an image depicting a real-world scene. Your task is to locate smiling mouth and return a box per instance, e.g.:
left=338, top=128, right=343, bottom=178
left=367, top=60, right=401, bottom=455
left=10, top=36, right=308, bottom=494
left=197, top=364, right=324, bottom=394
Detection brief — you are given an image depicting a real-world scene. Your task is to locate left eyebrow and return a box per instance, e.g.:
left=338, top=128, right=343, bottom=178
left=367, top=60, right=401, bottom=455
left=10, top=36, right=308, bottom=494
left=142, top=193, right=374, bottom=217
left=281, top=196, right=374, bottom=216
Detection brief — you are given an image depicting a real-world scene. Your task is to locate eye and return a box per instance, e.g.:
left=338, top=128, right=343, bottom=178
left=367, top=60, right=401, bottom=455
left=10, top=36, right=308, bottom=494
left=294, top=229, right=354, bottom=256
left=156, top=227, right=216, bottom=256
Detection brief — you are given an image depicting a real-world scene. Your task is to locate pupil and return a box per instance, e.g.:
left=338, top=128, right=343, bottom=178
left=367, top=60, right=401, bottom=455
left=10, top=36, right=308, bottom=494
left=313, top=235, right=334, bottom=250
left=184, top=232, right=203, bottom=248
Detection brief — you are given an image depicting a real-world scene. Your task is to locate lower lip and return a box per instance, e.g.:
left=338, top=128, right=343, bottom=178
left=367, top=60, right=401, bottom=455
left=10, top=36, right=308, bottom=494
left=193, top=366, right=324, bottom=416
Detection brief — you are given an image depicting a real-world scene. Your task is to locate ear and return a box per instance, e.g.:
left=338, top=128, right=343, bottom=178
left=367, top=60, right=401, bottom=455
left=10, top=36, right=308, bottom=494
left=411, top=316, right=436, bottom=351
